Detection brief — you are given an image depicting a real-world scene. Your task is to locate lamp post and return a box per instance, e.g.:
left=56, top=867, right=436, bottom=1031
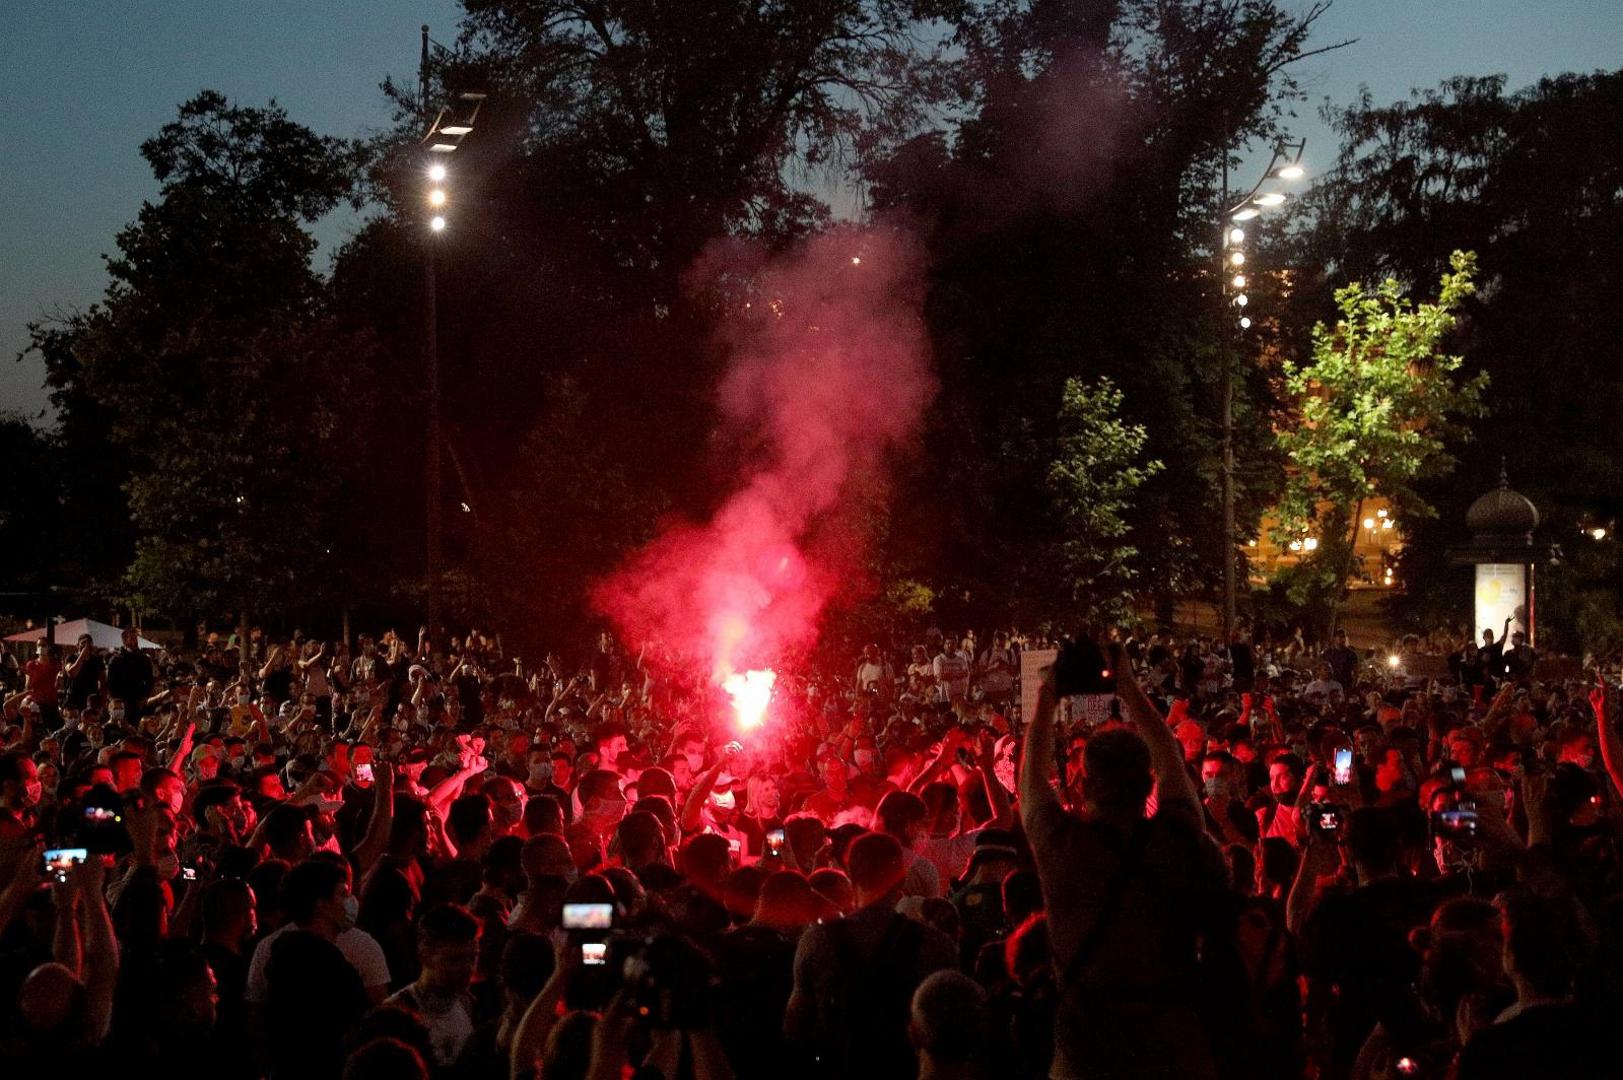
left=417, top=25, right=483, bottom=644
left=1218, top=137, right=1306, bottom=641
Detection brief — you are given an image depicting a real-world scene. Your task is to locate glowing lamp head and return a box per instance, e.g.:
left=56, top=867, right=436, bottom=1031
left=1278, top=164, right=1305, bottom=181
left=723, top=669, right=776, bottom=731
left=1231, top=274, right=1246, bottom=289
left=1388, top=654, right=1402, bottom=669
left=1257, top=192, right=1287, bottom=207
left=1230, top=252, right=1245, bottom=267
left=1591, top=527, right=1608, bottom=541
left=430, top=215, right=447, bottom=232
left=1239, top=316, right=1252, bottom=329
left=1228, top=227, right=1245, bottom=245
left=428, top=188, right=447, bottom=207
left=428, top=163, right=447, bottom=182
left=1232, top=207, right=1261, bottom=222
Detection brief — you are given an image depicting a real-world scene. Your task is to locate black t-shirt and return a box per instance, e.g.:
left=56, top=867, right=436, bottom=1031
left=1457, top=1003, right=1608, bottom=1079
left=107, top=648, right=155, bottom=710
left=1303, top=877, right=1437, bottom=1068
left=65, top=652, right=106, bottom=708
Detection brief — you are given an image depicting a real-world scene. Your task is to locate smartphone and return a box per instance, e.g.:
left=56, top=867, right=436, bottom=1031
left=354, top=762, right=374, bottom=783
left=1449, top=764, right=1467, bottom=787
left=1333, top=747, right=1354, bottom=786
left=1431, top=808, right=1480, bottom=840
left=561, top=902, right=614, bottom=930
left=44, top=848, right=88, bottom=883
left=1307, top=802, right=1343, bottom=836
left=765, top=828, right=786, bottom=856
left=580, top=941, right=607, bottom=966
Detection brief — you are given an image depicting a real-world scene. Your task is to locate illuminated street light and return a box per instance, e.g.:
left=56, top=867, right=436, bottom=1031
left=1217, top=134, right=1306, bottom=638
left=428, top=189, right=446, bottom=207
left=428, top=163, right=446, bottom=182
left=430, top=215, right=446, bottom=232
left=1363, top=517, right=1376, bottom=529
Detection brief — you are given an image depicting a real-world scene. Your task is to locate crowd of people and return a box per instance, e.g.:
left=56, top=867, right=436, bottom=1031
left=1, top=617, right=1619, bottom=1078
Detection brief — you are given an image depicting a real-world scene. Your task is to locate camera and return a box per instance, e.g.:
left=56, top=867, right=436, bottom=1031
left=1306, top=802, right=1345, bottom=836
left=1054, top=635, right=1115, bottom=697
left=76, top=785, right=132, bottom=856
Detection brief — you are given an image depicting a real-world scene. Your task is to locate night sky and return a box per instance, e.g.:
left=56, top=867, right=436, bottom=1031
left=4, top=0, right=1622, bottom=420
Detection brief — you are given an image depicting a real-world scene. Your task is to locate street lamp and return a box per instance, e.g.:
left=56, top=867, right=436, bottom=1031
left=418, top=24, right=484, bottom=644
left=1218, top=136, right=1306, bottom=640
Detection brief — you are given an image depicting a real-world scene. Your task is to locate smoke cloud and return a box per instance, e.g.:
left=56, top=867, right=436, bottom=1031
left=593, top=223, right=933, bottom=682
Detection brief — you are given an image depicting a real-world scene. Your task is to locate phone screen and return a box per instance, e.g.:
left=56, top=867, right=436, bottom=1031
left=44, top=847, right=88, bottom=883
left=354, top=763, right=374, bottom=783
left=561, top=902, right=614, bottom=930
left=581, top=942, right=607, bottom=966
left=1333, top=747, right=1354, bottom=786
left=766, top=829, right=785, bottom=855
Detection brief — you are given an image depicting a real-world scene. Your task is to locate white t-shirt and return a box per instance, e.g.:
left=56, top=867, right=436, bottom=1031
left=244, top=923, right=391, bottom=1003
left=917, top=831, right=982, bottom=889
left=387, top=985, right=476, bottom=1066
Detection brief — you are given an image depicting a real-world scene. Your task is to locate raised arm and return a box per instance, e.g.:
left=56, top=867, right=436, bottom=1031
left=1590, top=679, right=1623, bottom=799
left=682, top=746, right=739, bottom=833
left=1018, top=668, right=1063, bottom=829
left=75, top=858, right=119, bottom=1045
left=511, top=941, right=579, bottom=1080
left=1113, top=648, right=1201, bottom=828
left=352, top=763, right=396, bottom=876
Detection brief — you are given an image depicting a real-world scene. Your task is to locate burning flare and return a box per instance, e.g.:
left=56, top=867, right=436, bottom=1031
left=723, top=669, right=776, bottom=731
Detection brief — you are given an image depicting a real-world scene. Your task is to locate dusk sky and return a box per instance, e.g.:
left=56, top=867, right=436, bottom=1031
left=5, top=0, right=1622, bottom=421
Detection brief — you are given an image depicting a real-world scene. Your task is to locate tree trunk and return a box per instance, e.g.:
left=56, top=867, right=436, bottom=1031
left=1324, top=498, right=1365, bottom=643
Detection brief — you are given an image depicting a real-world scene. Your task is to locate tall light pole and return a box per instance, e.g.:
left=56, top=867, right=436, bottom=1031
left=418, top=25, right=482, bottom=645
left=1218, top=137, right=1305, bottom=641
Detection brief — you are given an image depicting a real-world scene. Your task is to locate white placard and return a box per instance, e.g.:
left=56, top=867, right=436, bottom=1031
left=1475, top=563, right=1527, bottom=643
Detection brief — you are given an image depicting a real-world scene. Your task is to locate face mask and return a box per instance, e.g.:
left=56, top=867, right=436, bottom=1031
left=587, top=797, right=626, bottom=823
left=685, top=753, right=705, bottom=772
left=493, top=802, right=523, bottom=829
left=711, top=790, right=736, bottom=811
left=23, top=781, right=43, bottom=807
left=339, top=894, right=359, bottom=931
left=110, top=708, right=125, bottom=722
left=236, top=693, right=250, bottom=705
left=853, top=749, right=875, bottom=769
left=1203, top=777, right=1229, bottom=800
left=157, top=852, right=181, bottom=880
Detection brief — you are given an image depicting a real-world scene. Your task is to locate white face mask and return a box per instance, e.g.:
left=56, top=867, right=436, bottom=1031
left=685, top=753, right=705, bottom=772
left=528, top=762, right=552, bottom=785
left=853, top=749, right=875, bottom=769
left=236, top=693, right=250, bottom=705
left=109, top=707, right=125, bottom=722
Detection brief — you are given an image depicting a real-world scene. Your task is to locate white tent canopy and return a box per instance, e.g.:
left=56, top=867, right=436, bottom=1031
left=4, top=618, right=160, bottom=650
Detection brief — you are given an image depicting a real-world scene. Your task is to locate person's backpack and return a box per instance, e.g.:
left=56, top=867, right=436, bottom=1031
left=814, top=914, right=924, bottom=1077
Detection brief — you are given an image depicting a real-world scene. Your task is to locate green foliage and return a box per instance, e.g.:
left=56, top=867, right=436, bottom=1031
left=1272, top=251, right=1486, bottom=626
left=1292, top=72, right=1623, bottom=652
left=29, top=93, right=373, bottom=620
left=1045, top=377, right=1163, bottom=620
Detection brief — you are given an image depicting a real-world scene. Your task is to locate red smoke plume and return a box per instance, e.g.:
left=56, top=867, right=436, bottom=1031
left=593, top=224, right=933, bottom=683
